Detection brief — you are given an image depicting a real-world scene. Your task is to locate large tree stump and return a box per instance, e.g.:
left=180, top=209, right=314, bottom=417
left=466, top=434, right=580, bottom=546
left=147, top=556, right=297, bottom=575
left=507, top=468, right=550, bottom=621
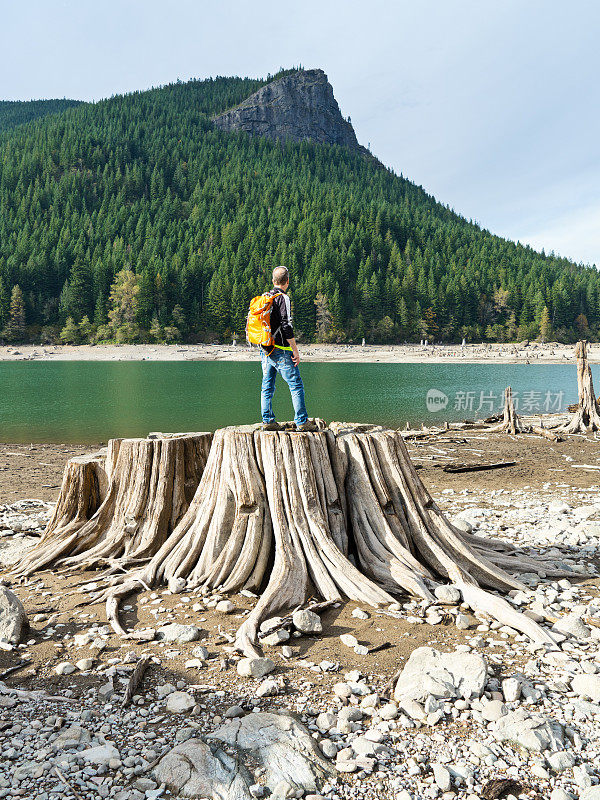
left=17, top=433, right=213, bottom=576
left=560, top=341, right=600, bottom=433
left=54, top=423, right=564, bottom=656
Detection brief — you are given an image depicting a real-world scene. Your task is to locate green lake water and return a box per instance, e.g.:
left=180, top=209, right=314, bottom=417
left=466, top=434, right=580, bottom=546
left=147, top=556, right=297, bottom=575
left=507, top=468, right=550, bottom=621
left=0, top=360, right=587, bottom=443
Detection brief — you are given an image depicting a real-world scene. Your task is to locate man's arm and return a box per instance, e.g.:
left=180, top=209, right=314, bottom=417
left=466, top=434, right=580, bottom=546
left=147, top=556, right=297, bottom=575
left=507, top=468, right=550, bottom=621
left=277, top=294, right=300, bottom=365
left=287, top=336, right=300, bottom=366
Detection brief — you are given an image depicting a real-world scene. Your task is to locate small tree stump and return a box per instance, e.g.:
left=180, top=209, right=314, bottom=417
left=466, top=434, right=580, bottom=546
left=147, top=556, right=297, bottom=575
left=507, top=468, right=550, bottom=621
left=490, top=387, right=561, bottom=441
left=41, top=450, right=109, bottom=541
left=490, top=386, right=523, bottom=434
left=18, top=432, right=212, bottom=576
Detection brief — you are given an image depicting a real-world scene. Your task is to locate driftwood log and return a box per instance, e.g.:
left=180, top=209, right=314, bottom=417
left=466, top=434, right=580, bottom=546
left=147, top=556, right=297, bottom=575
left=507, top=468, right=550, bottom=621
left=560, top=340, right=600, bottom=433
left=18, top=433, right=212, bottom=576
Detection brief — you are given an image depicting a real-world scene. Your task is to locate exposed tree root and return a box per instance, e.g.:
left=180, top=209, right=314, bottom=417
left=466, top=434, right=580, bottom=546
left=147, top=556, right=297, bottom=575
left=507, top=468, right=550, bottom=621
left=28, top=422, right=561, bottom=657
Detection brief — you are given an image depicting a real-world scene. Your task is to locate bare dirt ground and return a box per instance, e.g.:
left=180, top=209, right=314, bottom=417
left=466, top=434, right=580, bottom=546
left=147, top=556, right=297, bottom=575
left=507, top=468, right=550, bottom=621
left=1, top=430, right=598, bottom=702
left=2, top=430, right=600, bottom=800
left=2, top=429, right=599, bottom=503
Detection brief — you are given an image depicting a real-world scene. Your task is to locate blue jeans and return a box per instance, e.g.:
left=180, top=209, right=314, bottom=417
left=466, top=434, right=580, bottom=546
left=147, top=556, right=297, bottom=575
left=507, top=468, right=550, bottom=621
left=261, top=348, right=308, bottom=426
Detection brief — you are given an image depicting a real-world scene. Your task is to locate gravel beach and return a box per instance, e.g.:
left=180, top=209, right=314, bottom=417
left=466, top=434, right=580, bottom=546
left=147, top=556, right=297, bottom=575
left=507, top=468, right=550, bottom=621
left=0, top=341, right=597, bottom=364
left=0, top=431, right=599, bottom=799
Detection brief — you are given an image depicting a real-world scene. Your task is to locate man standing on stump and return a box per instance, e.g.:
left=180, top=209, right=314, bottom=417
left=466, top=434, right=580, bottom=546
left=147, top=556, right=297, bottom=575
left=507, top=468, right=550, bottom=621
left=260, top=266, right=317, bottom=432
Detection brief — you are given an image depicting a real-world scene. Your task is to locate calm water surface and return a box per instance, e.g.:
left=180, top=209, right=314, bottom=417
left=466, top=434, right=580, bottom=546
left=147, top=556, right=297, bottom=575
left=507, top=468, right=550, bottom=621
left=0, top=361, right=588, bottom=443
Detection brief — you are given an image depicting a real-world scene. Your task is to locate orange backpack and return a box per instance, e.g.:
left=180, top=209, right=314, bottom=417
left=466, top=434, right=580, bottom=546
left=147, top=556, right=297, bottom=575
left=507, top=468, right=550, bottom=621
left=246, top=292, right=282, bottom=349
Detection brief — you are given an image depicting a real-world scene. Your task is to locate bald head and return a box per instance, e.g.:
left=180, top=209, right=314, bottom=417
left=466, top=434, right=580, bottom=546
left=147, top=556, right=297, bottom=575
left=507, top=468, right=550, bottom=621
left=272, top=266, right=289, bottom=288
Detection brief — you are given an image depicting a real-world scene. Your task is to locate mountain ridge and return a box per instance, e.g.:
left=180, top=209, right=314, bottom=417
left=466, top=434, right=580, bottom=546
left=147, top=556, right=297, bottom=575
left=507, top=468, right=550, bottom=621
left=0, top=99, right=83, bottom=133
left=0, top=69, right=597, bottom=346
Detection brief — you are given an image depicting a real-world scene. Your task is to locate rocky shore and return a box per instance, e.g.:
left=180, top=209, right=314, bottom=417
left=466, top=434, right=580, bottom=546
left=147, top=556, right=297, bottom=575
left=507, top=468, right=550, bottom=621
left=0, top=341, right=596, bottom=364
left=0, top=433, right=599, bottom=799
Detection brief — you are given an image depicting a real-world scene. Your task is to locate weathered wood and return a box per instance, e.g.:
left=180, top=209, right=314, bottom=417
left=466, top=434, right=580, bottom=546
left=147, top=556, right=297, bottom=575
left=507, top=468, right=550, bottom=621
left=560, top=340, right=600, bottom=433
left=122, top=655, right=151, bottom=707
left=489, top=386, right=524, bottom=434
left=41, top=450, right=109, bottom=540
left=489, top=386, right=562, bottom=441
left=443, top=461, right=517, bottom=473
left=70, top=423, right=561, bottom=657
left=17, top=433, right=212, bottom=576
left=53, top=766, right=85, bottom=800
left=19, top=422, right=563, bottom=656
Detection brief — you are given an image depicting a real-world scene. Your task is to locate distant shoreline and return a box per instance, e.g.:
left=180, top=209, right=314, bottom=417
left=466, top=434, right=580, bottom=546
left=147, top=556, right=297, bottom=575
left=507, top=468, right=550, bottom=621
left=0, top=341, right=593, bottom=364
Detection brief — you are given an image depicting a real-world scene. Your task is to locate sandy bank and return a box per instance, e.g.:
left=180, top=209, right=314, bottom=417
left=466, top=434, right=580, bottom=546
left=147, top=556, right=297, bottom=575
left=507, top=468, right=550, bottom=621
left=0, top=341, right=594, bottom=364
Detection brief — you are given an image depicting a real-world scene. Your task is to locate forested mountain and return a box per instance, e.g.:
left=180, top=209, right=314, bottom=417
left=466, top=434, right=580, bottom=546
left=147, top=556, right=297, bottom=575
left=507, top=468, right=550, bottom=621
left=0, top=99, right=83, bottom=133
left=0, top=69, right=597, bottom=345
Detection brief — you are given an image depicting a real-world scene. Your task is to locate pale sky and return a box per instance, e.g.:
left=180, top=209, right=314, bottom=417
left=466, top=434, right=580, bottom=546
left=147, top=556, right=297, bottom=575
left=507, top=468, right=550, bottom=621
left=2, top=0, right=598, bottom=266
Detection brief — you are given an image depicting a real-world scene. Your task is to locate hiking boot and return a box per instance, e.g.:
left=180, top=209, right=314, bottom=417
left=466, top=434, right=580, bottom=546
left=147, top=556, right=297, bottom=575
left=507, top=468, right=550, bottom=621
left=296, top=420, right=318, bottom=432
left=262, top=421, right=282, bottom=431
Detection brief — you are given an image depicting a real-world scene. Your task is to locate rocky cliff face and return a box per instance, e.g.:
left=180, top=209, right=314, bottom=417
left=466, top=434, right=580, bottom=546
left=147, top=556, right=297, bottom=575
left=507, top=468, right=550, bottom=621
left=212, top=69, right=363, bottom=152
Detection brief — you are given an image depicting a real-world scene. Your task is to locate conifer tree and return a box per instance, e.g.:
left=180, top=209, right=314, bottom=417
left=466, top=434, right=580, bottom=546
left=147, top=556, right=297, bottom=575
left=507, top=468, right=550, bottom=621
left=314, top=292, right=332, bottom=342
left=3, top=285, right=26, bottom=342
left=0, top=280, right=9, bottom=331
left=539, top=306, right=552, bottom=342
left=108, top=270, right=140, bottom=342
left=60, top=317, right=80, bottom=344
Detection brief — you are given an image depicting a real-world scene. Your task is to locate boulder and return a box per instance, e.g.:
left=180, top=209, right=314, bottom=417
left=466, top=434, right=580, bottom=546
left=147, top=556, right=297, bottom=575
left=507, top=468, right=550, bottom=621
left=481, top=699, right=507, bottom=722
left=168, top=577, right=186, bottom=593
left=166, top=692, right=196, bottom=714
left=256, top=679, right=280, bottom=698
left=54, top=662, right=75, bottom=675
left=553, top=614, right=591, bottom=639
left=571, top=674, right=600, bottom=703
left=209, top=712, right=334, bottom=794
left=262, top=629, right=290, bottom=646
left=156, top=624, right=203, bottom=643
left=434, top=585, right=461, bottom=604
left=394, top=647, right=487, bottom=703
left=236, top=657, right=275, bottom=678
left=491, top=709, right=564, bottom=753
left=432, top=763, right=451, bottom=791
left=502, top=677, right=522, bottom=702
left=0, top=586, right=27, bottom=645
left=292, top=610, right=322, bottom=634
left=81, top=744, right=120, bottom=765
left=154, top=738, right=253, bottom=799
left=547, top=751, right=576, bottom=773
left=52, top=725, right=91, bottom=750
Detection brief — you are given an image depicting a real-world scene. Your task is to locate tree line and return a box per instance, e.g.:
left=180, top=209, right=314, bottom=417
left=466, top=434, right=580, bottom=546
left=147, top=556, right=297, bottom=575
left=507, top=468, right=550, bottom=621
left=0, top=71, right=598, bottom=346
left=0, top=99, right=82, bottom=133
